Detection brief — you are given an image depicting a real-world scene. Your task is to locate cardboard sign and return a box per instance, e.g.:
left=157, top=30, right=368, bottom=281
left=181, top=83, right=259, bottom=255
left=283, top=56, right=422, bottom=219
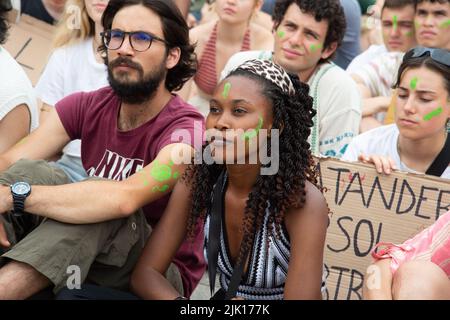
left=318, top=158, right=450, bottom=300
left=3, top=12, right=55, bottom=86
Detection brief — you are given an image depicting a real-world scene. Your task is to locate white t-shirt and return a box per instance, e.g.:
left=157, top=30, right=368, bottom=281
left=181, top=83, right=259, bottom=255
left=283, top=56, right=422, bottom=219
left=346, top=45, right=387, bottom=74
left=342, top=124, right=450, bottom=179
left=221, top=50, right=362, bottom=158
left=0, top=46, right=39, bottom=131
left=35, top=38, right=108, bottom=157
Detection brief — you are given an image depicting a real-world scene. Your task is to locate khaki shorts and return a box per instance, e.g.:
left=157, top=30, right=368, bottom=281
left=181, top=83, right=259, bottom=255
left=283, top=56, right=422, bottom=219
left=0, top=159, right=184, bottom=295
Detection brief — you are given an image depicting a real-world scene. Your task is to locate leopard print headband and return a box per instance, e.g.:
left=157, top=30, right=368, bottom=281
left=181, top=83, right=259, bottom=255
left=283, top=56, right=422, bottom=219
left=234, top=59, right=296, bottom=95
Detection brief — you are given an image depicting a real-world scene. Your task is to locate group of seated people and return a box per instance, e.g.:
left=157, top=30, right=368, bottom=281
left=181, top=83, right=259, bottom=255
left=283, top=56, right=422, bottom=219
left=0, top=0, right=448, bottom=300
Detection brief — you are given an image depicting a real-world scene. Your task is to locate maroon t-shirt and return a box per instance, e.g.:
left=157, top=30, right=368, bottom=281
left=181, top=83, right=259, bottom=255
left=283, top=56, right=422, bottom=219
left=56, top=86, right=206, bottom=297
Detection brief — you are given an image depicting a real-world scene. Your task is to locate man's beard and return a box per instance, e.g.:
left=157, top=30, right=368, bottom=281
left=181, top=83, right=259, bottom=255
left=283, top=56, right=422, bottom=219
left=107, top=56, right=167, bottom=104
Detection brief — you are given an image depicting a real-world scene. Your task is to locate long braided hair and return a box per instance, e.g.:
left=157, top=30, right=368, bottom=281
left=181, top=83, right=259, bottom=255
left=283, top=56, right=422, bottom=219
left=184, top=65, right=321, bottom=267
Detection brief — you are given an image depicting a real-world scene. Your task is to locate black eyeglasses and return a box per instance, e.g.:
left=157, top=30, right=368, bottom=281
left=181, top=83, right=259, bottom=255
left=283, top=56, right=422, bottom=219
left=404, top=46, right=450, bottom=67
left=101, top=29, right=169, bottom=52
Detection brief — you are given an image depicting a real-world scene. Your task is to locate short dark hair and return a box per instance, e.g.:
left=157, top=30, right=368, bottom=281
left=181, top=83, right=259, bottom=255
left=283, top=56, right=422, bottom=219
left=99, top=0, right=197, bottom=92
left=272, top=0, right=346, bottom=61
left=382, top=0, right=416, bottom=14
left=415, top=0, right=450, bottom=8
left=0, top=0, right=12, bottom=45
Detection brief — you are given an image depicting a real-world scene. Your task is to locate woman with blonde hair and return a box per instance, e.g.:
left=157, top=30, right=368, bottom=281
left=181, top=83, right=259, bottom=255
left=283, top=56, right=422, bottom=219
left=35, top=0, right=109, bottom=182
left=181, top=0, right=274, bottom=117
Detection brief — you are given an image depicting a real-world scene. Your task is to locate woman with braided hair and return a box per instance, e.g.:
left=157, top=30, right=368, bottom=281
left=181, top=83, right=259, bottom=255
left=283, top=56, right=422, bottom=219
left=131, top=59, right=329, bottom=300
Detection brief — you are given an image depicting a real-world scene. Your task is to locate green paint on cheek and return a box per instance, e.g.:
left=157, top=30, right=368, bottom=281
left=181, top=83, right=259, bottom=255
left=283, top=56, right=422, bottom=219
left=310, top=43, right=323, bottom=52
left=440, top=19, right=450, bottom=28
left=405, top=30, right=414, bottom=37
left=173, top=172, right=180, bottom=179
left=410, top=77, right=418, bottom=90
left=17, top=137, right=27, bottom=145
left=277, top=30, right=285, bottom=38
left=423, top=107, right=443, bottom=121
left=242, top=116, right=264, bottom=141
left=222, top=83, right=231, bottom=99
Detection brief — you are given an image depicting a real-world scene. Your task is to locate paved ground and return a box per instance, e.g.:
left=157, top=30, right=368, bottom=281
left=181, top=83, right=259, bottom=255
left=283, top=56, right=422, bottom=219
left=190, top=271, right=220, bottom=300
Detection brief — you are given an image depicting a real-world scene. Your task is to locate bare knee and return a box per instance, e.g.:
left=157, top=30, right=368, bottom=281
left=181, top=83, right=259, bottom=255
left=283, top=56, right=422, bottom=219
left=393, top=261, right=450, bottom=300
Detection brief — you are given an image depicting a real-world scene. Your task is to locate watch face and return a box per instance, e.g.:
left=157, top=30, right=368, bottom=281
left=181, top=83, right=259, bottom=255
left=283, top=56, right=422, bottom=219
left=12, top=182, right=31, bottom=195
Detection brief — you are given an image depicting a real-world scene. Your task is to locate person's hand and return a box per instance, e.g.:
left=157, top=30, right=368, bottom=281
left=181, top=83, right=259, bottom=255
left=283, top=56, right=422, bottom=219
left=231, top=297, right=244, bottom=300
left=358, top=154, right=398, bottom=175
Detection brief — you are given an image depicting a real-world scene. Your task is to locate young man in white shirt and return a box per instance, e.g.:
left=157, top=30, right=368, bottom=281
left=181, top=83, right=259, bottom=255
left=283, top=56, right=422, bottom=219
left=221, top=0, right=361, bottom=158
left=351, top=0, right=450, bottom=132
left=347, top=0, right=416, bottom=74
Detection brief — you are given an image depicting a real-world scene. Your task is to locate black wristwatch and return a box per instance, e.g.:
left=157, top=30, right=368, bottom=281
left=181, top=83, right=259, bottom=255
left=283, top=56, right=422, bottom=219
left=10, top=182, right=31, bottom=216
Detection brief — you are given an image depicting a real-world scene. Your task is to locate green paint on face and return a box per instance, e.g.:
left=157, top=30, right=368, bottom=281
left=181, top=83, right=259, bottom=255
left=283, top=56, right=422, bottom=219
left=277, top=30, right=285, bottom=38
left=393, top=15, right=398, bottom=32
left=410, top=77, right=418, bottom=90
left=423, top=107, right=443, bottom=121
left=440, top=19, right=450, bottom=28
left=310, top=43, right=323, bottom=52
left=242, top=116, right=264, bottom=141
left=405, top=30, right=414, bottom=37
left=222, top=82, right=231, bottom=99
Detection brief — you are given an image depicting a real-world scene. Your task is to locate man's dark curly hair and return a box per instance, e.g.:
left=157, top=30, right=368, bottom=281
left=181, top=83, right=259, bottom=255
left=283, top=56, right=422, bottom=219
left=273, top=0, right=346, bottom=62
left=99, top=0, right=197, bottom=92
left=183, top=67, right=323, bottom=267
left=0, top=0, right=12, bottom=45
left=415, top=0, right=450, bottom=7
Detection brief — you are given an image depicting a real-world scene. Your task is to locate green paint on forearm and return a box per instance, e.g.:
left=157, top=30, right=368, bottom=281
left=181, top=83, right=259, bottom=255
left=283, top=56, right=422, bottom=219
left=222, top=82, right=231, bottom=99
left=242, top=116, right=264, bottom=141
left=152, top=185, right=169, bottom=193
left=423, top=107, right=443, bottom=121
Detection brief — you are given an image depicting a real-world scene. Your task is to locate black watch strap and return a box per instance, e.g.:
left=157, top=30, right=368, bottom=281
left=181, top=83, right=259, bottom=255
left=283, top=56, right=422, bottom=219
left=12, top=194, right=26, bottom=216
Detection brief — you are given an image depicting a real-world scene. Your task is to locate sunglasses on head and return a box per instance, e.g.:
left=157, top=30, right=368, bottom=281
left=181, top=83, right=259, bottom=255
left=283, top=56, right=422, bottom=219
left=404, top=47, right=450, bottom=67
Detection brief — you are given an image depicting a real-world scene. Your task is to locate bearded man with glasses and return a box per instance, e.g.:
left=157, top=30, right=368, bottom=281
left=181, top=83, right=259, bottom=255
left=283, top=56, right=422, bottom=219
left=0, top=0, right=205, bottom=300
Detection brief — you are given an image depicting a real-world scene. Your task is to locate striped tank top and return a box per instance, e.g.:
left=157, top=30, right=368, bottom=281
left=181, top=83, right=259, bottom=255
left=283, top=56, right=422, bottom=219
left=194, top=23, right=251, bottom=96
left=204, top=174, right=327, bottom=300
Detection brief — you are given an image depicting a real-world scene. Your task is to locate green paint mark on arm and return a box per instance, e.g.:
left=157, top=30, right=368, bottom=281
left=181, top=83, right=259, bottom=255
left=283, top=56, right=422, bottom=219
left=150, top=160, right=173, bottom=182
left=222, top=82, right=231, bottom=99
left=242, top=116, right=264, bottom=141
left=152, top=185, right=169, bottom=193
left=410, top=77, right=418, bottom=90
left=423, top=107, right=443, bottom=121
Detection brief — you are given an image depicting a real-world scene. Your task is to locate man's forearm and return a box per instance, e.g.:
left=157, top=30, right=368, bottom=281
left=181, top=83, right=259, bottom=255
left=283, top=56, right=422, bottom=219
left=0, top=181, right=132, bottom=224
